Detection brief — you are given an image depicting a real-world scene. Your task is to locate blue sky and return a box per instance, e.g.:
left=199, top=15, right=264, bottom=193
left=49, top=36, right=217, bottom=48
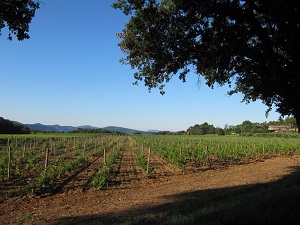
left=0, top=0, right=280, bottom=131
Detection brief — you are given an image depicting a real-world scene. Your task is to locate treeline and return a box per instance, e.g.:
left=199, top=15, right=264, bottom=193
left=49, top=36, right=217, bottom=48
left=268, top=116, right=297, bottom=126
left=224, top=121, right=268, bottom=135
left=70, top=128, right=124, bottom=135
left=187, top=116, right=297, bottom=135
left=0, top=117, right=30, bottom=134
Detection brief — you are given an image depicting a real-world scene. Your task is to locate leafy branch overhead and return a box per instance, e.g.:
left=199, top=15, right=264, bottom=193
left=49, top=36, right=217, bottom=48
left=0, top=0, right=40, bottom=41
left=113, top=0, right=300, bottom=131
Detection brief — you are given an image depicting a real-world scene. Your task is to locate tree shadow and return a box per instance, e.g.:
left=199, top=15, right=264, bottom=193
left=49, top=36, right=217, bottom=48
left=49, top=166, right=300, bottom=225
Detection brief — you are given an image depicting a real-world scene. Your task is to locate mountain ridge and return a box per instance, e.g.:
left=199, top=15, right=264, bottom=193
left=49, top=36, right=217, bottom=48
left=14, top=122, right=157, bottom=134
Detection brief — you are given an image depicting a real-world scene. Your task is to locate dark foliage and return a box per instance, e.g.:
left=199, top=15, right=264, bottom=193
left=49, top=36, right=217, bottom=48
left=0, top=117, right=30, bottom=134
left=113, top=0, right=300, bottom=131
left=71, top=128, right=124, bottom=135
left=0, top=0, right=40, bottom=40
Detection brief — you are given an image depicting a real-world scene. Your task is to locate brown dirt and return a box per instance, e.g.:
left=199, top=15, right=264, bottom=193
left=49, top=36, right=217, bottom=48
left=0, top=149, right=300, bottom=225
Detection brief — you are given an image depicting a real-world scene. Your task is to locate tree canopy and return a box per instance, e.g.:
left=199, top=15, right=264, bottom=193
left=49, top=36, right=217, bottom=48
left=0, top=117, right=30, bottom=134
left=0, top=0, right=40, bottom=41
left=187, top=122, right=217, bottom=135
left=113, top=0, right=300, bottom=131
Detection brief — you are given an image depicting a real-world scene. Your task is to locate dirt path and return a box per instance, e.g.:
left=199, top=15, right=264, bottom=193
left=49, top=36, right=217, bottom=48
left=148, top=148, right=182, bottom=178
left=52, top=155, right=105, bottom=194
left=109, top=147, right=144, bottom=189
left=0, top=152, right=300, bottom=224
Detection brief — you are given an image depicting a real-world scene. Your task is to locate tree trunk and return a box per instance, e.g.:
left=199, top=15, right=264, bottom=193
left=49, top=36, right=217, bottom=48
left=294, top=113, right=300, bottom=133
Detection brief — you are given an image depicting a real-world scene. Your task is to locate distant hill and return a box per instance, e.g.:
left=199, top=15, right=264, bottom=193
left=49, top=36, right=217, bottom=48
left=0, top=117, right=30, bottom=134
left=78, top=125, right=99, bottom=130
left=146, top=130, right=160, bottom=133
left=102, top=126, right=153, bottom=134
left=22, top=123, right=78, bottom=133
left=14, top=122, right=157, bottom=134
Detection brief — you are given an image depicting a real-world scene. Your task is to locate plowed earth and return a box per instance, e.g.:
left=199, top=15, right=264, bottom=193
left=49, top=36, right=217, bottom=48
left=0, top=146, right=300, bottom=225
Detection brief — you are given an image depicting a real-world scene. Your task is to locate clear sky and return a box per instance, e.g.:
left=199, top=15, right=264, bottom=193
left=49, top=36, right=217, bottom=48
left=0, top=0, right=281, bottom=131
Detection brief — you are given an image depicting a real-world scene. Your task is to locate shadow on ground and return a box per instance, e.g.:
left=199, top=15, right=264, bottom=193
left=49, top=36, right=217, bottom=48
left=50, top=166, right=300, bottom=225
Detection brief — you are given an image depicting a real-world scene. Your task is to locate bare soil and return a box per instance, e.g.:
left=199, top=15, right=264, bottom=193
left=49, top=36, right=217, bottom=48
left=0, top=149, right=300, bottom=225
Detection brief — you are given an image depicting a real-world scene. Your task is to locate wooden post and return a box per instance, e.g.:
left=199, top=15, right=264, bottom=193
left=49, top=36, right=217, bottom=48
left=103, top=148, right=106, bottom=164
left=44, top=148, right=49, bottom=173
left=22, top=142, right=26, bottom=158
left=53, top=142, right=56, bottom=157
left=50, top=139, right=53, bottom=155
left=206, top=145, right=210, bottom=167
left=83, top=142, right=86, bottom=159
left=146, top=147, right=151, bottom=175
left=7, top=139, right=11, bottom=179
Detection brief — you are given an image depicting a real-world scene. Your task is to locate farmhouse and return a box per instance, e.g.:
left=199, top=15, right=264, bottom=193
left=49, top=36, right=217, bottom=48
left=268, top=125, right=294, bottom=132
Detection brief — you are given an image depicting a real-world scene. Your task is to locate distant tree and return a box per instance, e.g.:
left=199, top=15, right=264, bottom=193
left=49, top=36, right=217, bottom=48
left=0, top=0, right=40, bottom=41
left=224, top=124, right=236, bottom=135
left=215, top=127, right=225, bottom=136
left=240, top=120, right=253, bottom=133
left=156, top=131, right=173, bottom=135
left=251, top=123, right=269, bottom=133
left=278, top=116, right=284, bottom=125
left=113, top=0, right=300, bottom=132
left=235, top=127, right=242, bottom=134
left=284, top=116, right=296, bottom=126
left=187, top=122, right=215, bottom=135
left=71, top=128, right=124, bottom=135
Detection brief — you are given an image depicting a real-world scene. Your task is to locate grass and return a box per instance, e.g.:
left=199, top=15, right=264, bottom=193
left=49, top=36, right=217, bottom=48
left=18, top=213, right=32, bottom=224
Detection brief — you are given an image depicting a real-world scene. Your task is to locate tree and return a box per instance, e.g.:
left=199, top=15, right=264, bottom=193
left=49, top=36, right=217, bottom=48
left=240, top=120, right=253, bottom=133
left=0, top=0, right=40, bottom=41
left=284, top=116, right=296, bottom=126
left=215, top=127, right=225, bottom=135
left=187, top=122, right=215, bottom=135
left=0, top=117, right=30, bottom=134
left=113, top=0, right=300, bottom=132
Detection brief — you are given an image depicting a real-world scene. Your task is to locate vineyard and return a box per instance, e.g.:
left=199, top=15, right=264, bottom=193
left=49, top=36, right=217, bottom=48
left=0, top=134, right=126, bottom=198
left=1, top=134, right=299, bottom=196
left=132, top=134, right=300, bottom=170
left=0, top=133, right=300, bottom=224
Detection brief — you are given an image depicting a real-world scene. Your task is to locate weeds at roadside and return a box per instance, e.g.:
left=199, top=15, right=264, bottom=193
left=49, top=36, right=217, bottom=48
left=18, top=213, right=32, bottom=224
